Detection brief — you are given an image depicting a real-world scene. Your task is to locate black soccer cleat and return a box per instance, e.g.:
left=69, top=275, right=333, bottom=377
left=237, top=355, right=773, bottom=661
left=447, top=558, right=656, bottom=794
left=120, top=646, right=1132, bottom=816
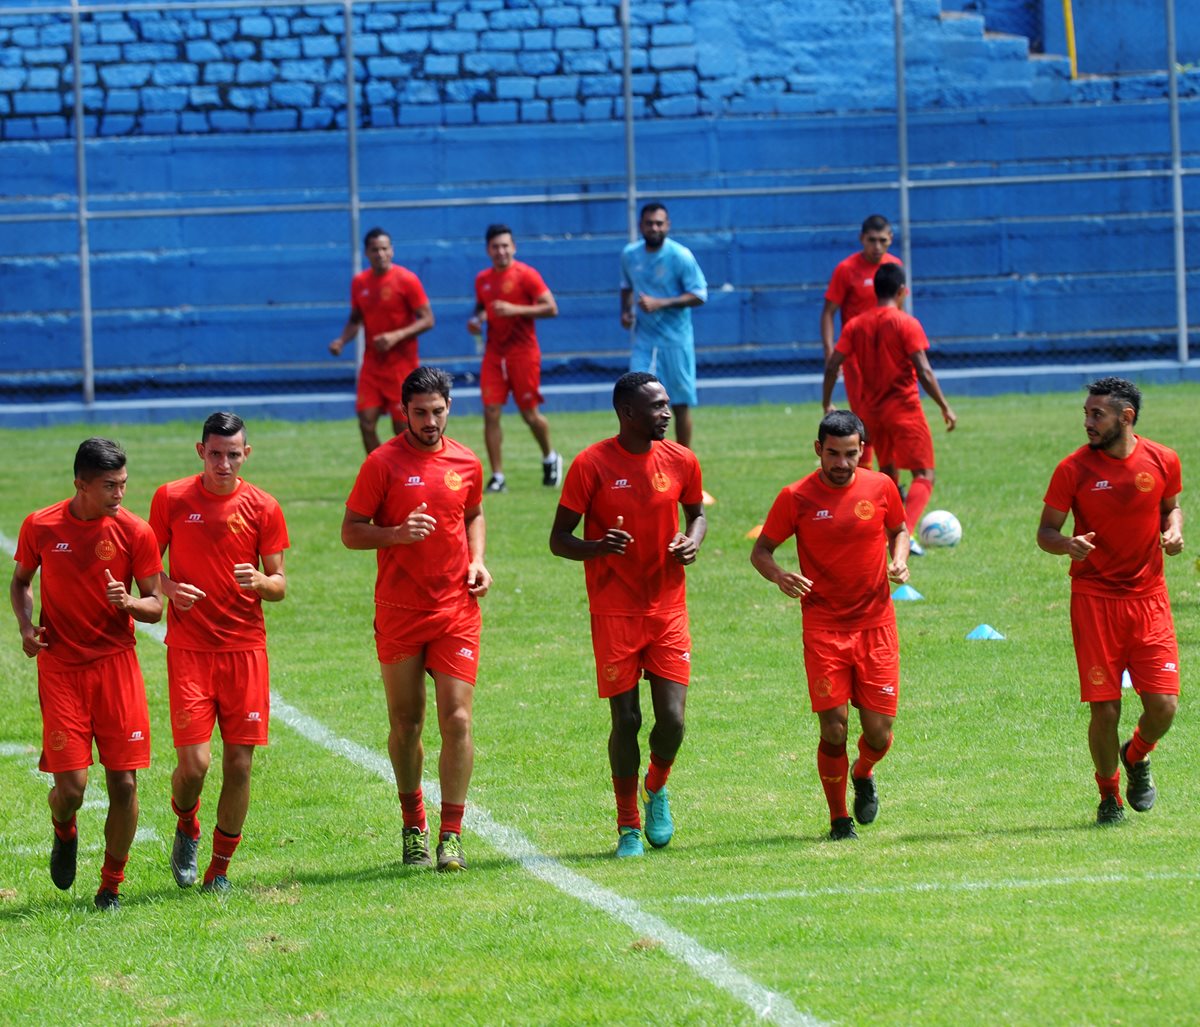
left=1120, top=740, right=1157, bottom=812
left=852, top=775, right=879, bottom=825
left=828, top=816, right=859, bottom=841
left=93, top=889, right=120, bottom=912
left=1096, top=795, right=1127, bottom=826
left=50, top=832, right=77, bottom=890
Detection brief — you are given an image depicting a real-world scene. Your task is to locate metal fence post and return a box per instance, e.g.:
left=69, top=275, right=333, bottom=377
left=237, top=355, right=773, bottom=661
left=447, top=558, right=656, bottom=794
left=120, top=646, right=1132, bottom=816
left=1165, top=0, right=1189, bottom=364
left=621, top=0, right=637, bottom=243
left=70, top=0, right=94, bottom=406
left=893, top=0, right=913, bottom=311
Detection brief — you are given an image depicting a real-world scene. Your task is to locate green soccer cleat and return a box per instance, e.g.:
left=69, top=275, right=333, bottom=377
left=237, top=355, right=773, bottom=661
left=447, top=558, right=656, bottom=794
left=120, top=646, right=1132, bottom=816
left=1120, top=740, right=1157, bottom=812
left=640, top=781, right=674, bottom=848
left=829, top=816, right=859, bottom=841
left=1096, top=795, right=1127, bottom=826
left=852, top=775, right=879, bottom=825
left=615, top=825, right=644, bottom=858
left=402, top=826, right=433, bottom=867
left=436, top=832, right=467, bottom=872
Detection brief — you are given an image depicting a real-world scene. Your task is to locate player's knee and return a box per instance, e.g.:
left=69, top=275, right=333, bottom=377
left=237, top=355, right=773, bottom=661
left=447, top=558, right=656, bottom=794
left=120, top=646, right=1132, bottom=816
left=390, top=714, right=424, bottom=747
left=106, top=771, right=138, bottom=808
left=611, top=704, right=642, bottom=739
left=174, top=750, right=210, bottom=788
left=1145, top=693, right=1178, bottom=730
left=439, top=705, right=473, bottom=744
left=53, top=778, right=87, bottom=811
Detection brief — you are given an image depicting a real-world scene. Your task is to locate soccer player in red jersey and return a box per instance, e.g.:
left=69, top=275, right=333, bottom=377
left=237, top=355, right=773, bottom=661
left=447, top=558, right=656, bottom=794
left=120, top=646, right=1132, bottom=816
left=820, top=214, right=903, bottom=469
left=822, top=263, right=956, bottom=551
left=329, top=227, right=436, bottom=454
left=467, top=224, right=562, bottom=493
left=342, top=366, right=492, bottom=872
left=10, top=438, right=163, bottom=910
left=751, top=411, right=910, bottom=840
left=1038, top=377, right=1184, bottom=825
left=151, top=413, right=290, bottom=893
left=549, top=372, right=706, bottom=858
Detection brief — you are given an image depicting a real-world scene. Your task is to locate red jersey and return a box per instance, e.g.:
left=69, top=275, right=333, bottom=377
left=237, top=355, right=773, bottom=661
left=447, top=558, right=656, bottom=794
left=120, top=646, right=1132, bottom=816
left=761, top=468, right=905, bottom=630
left=1043, top=436, right=1182, bottom=598
left=474, top=260, right=549, bottom=355
left=346, top=432, right=484, bottom=611
left=836, top=306, right=929, bottom=415
left=14, top=501, right=161, bottom=670
left=351, top=264, right=430, bottom=372
left=825, top=251, right=902, bottom=324
left=559, top=437, right=703, bottom=616
left=150, top=476, right=290, bottom=652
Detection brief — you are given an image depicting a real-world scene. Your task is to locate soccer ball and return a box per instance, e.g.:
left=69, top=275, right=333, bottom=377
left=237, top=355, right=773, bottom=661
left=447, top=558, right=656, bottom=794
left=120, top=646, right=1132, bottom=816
left=918, top=510, right=962, bottom=548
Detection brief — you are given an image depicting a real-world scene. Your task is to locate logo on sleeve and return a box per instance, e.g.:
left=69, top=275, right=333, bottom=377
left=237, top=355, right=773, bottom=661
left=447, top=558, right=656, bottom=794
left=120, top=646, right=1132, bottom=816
left=444, top=470, right=463, bottom=491
left=854, top=500, right=876, bottom=520
left=95, top=539, right=116, bottom=561
left=1135, top=472, right=1155, bottom=493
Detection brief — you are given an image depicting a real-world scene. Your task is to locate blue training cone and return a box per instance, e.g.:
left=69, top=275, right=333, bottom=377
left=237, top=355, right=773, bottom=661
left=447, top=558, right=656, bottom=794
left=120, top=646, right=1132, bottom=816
left=892, top=584, right=924, bottom=601
left=966, top=623, right=1006, bottom=640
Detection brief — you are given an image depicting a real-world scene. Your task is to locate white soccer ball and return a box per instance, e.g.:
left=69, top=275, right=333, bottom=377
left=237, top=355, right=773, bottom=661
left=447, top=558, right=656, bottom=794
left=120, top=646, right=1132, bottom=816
left=918, top=510, right=962, bottom=548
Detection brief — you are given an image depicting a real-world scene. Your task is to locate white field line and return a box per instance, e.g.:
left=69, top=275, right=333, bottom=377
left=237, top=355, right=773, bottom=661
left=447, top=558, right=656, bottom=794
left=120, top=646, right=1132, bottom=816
left=1, top=531, right=818, bottom=1027
left=7, top=826, right=159, bottom=857
left=669, top=869, right=1200, bottom=908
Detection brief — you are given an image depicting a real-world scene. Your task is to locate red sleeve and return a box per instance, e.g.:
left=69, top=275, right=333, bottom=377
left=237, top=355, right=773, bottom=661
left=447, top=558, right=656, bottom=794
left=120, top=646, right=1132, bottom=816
left=761, top=486, right=797, bottom=544
left=259, top=498, right=290, bottom=556
left=558, top=450, right=594, bottom=517
left=679, top=449, right=703, bottom=506
left=1043, top=457, right=1077, bottom=513
left=14, top=512, right=39, bottom=570
left=883, top=477, right=906, bottom=532
left=902, top=316, right=930, bottom=355
left=466, top=455, right=484, bottom=509
left=1165, top=449, right=1183, bottom=498
left=346, top=455, right=386, bottom=519
left=824, top=261, right=849, bottom=306
left=132, top=519, right=164, bottom=581
left=148, top=484, right=170, bottom=548
left=520, top=263, right=550, bottom=299
left=401, top=268, right=429, bottom=308
left=835, top=316, right=857, bottom=357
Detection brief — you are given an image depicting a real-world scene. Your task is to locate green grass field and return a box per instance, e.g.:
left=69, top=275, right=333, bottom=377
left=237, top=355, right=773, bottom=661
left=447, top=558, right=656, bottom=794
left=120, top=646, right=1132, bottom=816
left=1, top=385, right=1198, bottom=1026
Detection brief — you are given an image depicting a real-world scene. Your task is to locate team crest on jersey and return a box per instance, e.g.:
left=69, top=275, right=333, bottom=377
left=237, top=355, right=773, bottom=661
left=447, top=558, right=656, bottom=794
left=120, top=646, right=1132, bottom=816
left=651, top=471, right=671, bottom=492
left=854, top=500, right=875, bottom=520
left=814, top=676, right=834, bottom=698
left=174, top=708, right=193, bottom=730
left=95, top=539, right=116, bottom=561
left=444, top=470, right=463, bottom=491
left=227, top=512, right=249, bottom=535
left=501, top=279, right=515, bottom=294
left=1134, top=472, right=1155, bottom=493
left=1087, top=666, right=1106, bottom=686
left=381, top=286, right=394, bottom=301
left=603, top=664, right=619, bottom=682
left=49, top=731, right=68, bottom=752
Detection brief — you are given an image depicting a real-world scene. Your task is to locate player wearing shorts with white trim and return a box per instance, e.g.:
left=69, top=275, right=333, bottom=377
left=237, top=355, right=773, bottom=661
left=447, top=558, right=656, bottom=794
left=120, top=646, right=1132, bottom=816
left=550, top=372, right=706, bottom=858
left=468, top=224, right=562, bottom=493
left=620, top=203, right=708, bottom=451
left=342, top=366, right=492, bottom=872
left=1038, top=377, right=1184, bottom=825
left=751, top=411, right=910, bottom=841
left=329, top=226, right=435, bottom=454
left=822, top=262, right=956, bottom=552
left=152, top=412, right=290, bottom=893
left=10, top=437, right=163, bottom=910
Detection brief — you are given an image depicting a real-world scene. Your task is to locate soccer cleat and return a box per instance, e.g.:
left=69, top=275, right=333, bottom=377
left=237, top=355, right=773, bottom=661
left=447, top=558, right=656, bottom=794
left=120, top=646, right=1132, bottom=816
left=543, top=452, right=563, bottom=487
left=908, top=539, right=925, bottom=557
left=615, top=826, right=644, bottom=858
left=1120, top=740, right=1157, bottom=812
left=1096, top=795, right=1127, bottom=826
left=49, top=832, right=77, bottom=890
left=485, top=475, right=507, bottom=494
left=93, top=889, right=120, bottom=912
left=436, top=832, right=467, bottom=872
left=402, top=826, right=433, bottom=867
left=170, top=828, right=200, bottom=888
left=852, top=775, right=879, bottom=825
left=201, top=875, right=232, bottom=894
left=829, top=816, right=859, bottom=841
left=640, top=781, right=674, bottom=848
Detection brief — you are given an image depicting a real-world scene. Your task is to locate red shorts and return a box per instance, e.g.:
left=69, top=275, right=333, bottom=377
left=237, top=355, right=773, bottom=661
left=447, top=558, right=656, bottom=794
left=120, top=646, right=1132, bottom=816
left=803, top=621, right=900, bottom=716
left=168, top=647, right=271, bottom=747
left=1070, top=590, right=1180, bottom=702
left=374, top=599, right=481, bottom=685
left=590, top=609, right=692, bottom=699
left=481, top=347, right=543, bottom=410
left=865, top=404, right=934, bottom=471
left=38, top=647, right=150, bottom=773
left=357, top=356, right=416, bottom=419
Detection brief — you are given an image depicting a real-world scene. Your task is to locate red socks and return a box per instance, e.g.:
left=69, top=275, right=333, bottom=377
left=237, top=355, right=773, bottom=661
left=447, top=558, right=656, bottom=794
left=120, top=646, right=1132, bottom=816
left=440, top=802, right=465, bottom=837
left=645, top=752, right=674, bottom=794
left=1126, top=727, right=1157, bottom=765
left=399, top=789, right=427, bottom=832
left=52, top=813, right=77, bottom=843
left=203, top=826, right=242, bottom=886
left=853, top=734, right=893, bottom=781
left=612, top=775, right=640, bottom=829
left=905, top=476, right=934, bottom=533
left=100, top=850, right=127, bottom=895
left=817, top=739, right=849, bottom=821
left=1095, top=770, right=1121, bottom=801
left=171, top=797, right=201, bottom=841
